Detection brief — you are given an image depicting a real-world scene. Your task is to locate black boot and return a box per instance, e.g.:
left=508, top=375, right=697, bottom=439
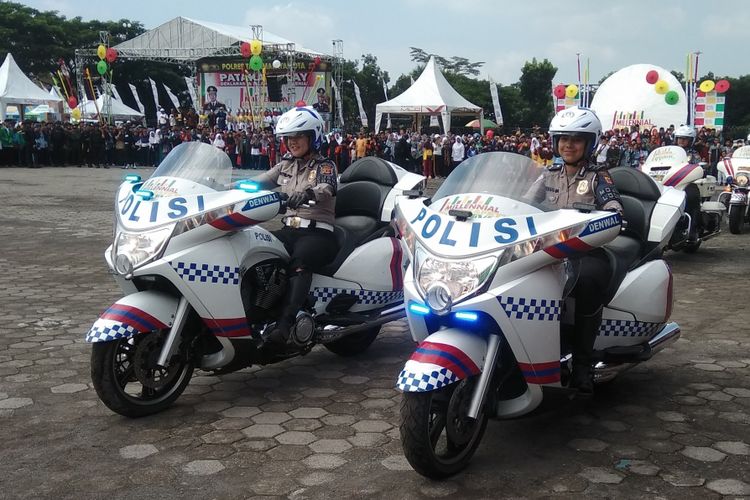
left=266, top=270, right=313, bottom=346
left=570, top=307, right=602, bottom=396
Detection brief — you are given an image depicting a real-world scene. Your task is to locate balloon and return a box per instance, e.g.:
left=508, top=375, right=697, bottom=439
left=250, top=39, right=262, bottom=56
left=665, top=90, right=679, bottom=105
left=67, top=96, right=78, bottom=109
left=645, top=70, right=659, bottom=84
left=96, top=60, right=108, bottom=75
left=486, top=129, right=495, bottom=139
left=314, top=56, right=321, bottom=66
left=565, top=84, right=578, bottom=98
left=71, top=108, right=81, bottom=120
left=105, top=47, right=118, bottom=63
left=699, top=80, right=715, bottom=93
left=553, top=84, right=566, bottom=99
left=715, top=79, right=731, bottom=93
left=654, top=80, right=669, bottom=94
left=295, top=100, right=306, bottom=107
left=272, top=59, right=281, bottom=69
left=240, top=42, right=252, bottom=58
left=249, top=55, right=263, bottom=71
left=97, top=44, right=106, bottom=60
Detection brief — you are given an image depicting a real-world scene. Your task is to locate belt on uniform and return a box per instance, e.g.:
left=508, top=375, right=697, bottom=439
left=283, top=216, right=333, bottom=232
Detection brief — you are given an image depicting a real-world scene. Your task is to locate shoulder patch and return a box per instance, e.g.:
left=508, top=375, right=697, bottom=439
left=547, top=163, right=562, bottom=171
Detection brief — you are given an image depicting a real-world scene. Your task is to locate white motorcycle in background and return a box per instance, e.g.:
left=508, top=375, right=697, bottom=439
left=393, top=152, right=684, bottom=478
left=87, top=142, right=424, bottom=417
left=717, top=145, right=750, bottom=234
left=641, top=146, right=724, bottom=252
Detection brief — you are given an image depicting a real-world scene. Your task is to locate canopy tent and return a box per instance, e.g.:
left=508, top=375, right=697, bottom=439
left=0, top=53, right=62, bottom=120
left=80, top=95, right=144, bottom=120
left=374, top=56, right=482, bottom=133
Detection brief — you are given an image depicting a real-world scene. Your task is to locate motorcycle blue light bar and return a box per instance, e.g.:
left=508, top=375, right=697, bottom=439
left=238, top=181, right=260, bottom=192
left=454, top=311, right=478, bottom=322
left=124, top=174, right=142, bottom=183
left=136, top=190, right=155, bottom=200
left=409, top=303, right=430, bottom=316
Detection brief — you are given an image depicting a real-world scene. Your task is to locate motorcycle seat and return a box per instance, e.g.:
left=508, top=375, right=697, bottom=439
left=601, top=235, right=642, bottom=304
left=609, top=167, right=661, bottom=243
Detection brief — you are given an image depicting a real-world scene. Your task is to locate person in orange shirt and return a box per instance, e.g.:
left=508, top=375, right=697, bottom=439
left=422, top=139, right=434, bottom=179
left=355, top=132, right=369, bottom=159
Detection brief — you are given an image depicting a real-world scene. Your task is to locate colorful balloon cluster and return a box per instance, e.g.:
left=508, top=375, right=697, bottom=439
left=240, top=40, right=264, bottom=71
left=644, top=69, right=679, bottom=106
left=553, top=84, right=578, bottom=99
left=698, top=79, right=731, bottom=94
left=95, top=44, right=117, bottom=75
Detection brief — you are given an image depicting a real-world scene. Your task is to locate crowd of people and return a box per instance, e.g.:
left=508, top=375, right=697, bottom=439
left=0, top=114, right=742, bottom=174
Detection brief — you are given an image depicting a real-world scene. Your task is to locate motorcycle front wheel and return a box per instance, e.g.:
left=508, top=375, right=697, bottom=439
left=91, top=331, right=194, bottom=418
left=399, top=377, right=488, bottom=479
left=728, top=205, right=744, bottom=234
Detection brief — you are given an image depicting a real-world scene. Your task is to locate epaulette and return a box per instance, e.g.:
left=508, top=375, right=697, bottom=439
left=546, top=163, right=562, bottom=171
left=281, top=152, right=294, bottom=161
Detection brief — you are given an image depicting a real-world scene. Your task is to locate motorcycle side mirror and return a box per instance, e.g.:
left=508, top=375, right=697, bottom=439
left=403, top=189, right=423, bottom=199
left=572, top=202, right=596, bottom=213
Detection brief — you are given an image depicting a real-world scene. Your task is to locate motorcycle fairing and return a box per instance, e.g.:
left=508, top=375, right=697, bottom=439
left=86, top=291, right=178, bottom=343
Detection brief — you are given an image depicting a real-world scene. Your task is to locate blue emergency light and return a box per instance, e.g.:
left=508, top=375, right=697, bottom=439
left=124, top=174, right=142, bottom=183
left=408, top=303, right=430, bottom=316
left=237, top=181, right=260, bottom=192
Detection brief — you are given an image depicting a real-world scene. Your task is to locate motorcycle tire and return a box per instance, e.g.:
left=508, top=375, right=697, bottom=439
left=323, top=325, right=380, bottom=357
left=682, top=239, right=702, bottom=254
left=91, top=333, right=194, bottom=418
left=728, top=205, right=744, bottom=234
left=399, top=378, right=488, bottom=479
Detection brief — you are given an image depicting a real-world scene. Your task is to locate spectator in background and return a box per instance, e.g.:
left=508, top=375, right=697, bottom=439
left=451, top=136, right=465, bottom=173
left=422, top=138, right=433, bottom=179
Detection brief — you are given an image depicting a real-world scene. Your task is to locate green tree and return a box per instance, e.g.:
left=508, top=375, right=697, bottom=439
left=723, top=75, right=750, bottom=139
left=518, top=58, right=558, bottom=127
left=409, top=47, right=484, bottom=78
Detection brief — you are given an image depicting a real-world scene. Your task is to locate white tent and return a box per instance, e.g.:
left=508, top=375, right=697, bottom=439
left=80, top=95, right=144, bottom=120
left=0, top=53, right=62, bottom=120
left=374, top=56, right=482, bottom=133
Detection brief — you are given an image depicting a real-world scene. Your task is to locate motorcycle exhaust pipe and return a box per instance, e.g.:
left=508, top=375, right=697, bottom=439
left=593, top=322, right=681, bottom=383
left=316, top=306, right=406, bottom=343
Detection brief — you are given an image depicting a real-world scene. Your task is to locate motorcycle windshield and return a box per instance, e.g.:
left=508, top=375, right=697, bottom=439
left=432, top=152, right=548, bottom=215
left=142, top=142, right=232, bottom=197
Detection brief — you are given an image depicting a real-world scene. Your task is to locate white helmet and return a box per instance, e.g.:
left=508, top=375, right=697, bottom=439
left=675, top=125, right=696, bottom=146
left=275, top=106, right=324, bottom=152
left=549, top=106, right=602, bottom=158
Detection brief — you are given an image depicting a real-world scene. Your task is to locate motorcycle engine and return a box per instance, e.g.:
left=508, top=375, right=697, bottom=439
left=242, top=261, right=287, bottom=317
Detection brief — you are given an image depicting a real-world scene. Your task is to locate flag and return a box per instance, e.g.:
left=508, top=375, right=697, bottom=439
left=163, top=82, right=181, bottom=111
left=184, top=76, right=200, bottom=112
left=352, top=80, right=368, bottom=127
left=331, top=79, right=344, bottom=128
left=129, top=84, right=145, bottom=113
left=149, top=78, right=160, bottom=117
left=490, top=81, right=503, bottom=126
left=110, top=83, right=121, bottom=101
left=382, top=79, right=391, bottom=129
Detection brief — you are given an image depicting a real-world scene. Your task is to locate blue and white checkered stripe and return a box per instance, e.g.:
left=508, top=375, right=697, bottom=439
left=397, top=366, right=458, bottom=392
left=86, top=321, right=138, bottom=343
left=312, top=287, right=403, bottom=306
left=598, top=319, right=664, bottom=337
left=172, top=262, right=240, bottom=285
left=498, top=297, right=561, bottom=321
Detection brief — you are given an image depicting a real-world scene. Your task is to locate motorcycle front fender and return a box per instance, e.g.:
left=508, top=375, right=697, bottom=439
left=396, top=328, right=486, bottom=393
left=86, top=291, right=178, bottom=343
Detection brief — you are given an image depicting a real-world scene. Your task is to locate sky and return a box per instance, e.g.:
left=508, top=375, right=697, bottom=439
left=19, top=0, right=750, bottom=85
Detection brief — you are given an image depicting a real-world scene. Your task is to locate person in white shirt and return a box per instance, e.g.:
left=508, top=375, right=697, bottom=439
left=450, top=136, right=465, bottom=174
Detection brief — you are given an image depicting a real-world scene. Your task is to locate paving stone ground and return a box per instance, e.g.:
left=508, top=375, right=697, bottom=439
left=1, top=166, right=749, bottom=499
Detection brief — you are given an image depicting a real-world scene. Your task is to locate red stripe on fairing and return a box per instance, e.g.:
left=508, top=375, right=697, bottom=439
left=202, top=317, right=252, bottom=337
left=518, top=361, right=561, bottom=384
left=724, top=159, right=735, bottom=178
left=389, top=237, right=403, bottom=291
left=419, top=341, right=480, bottom=375
left=544, top=245, right=567, bottom=259
left=210, top=213, right=260, bottom=231
left=664, top=164, right=698, bottom=187
left=410, top=352, right=468, bottom=379
left=544, top=237, right=593, bottom=259
left=102, top=304, right=168, bottom=332
left=565, top=237, right=594, bottom=252
left=525, top=374, right=561, bottom=384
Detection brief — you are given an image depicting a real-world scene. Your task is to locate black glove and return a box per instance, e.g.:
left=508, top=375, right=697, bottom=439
left=287, top=189, right=313, bottom=209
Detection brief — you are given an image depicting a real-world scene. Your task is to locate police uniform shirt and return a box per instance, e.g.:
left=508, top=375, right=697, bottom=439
left=255, top=153, right=337, bottom=225
left=527, top=163, right=623, bottom=213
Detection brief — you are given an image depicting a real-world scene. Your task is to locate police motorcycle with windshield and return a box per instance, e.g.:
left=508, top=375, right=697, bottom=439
left=717, top=145, right=750, bottom=234
left=393, top=152, right=684, bottom=478
left=641, top=144, right=724, bottom=252
left=87, top=141, right=424, bottom=417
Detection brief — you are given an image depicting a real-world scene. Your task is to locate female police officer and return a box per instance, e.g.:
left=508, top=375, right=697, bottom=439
left=527, top=107, right=623, bottom=395
left=252, top=107, right=338, bottom=346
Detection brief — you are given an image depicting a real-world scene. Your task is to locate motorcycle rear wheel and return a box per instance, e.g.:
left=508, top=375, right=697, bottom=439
left=91, top=332, right=194, bottom=418
left=728, top=205, right=744, bottom=234
left=399, top=377, right=488, bottom=479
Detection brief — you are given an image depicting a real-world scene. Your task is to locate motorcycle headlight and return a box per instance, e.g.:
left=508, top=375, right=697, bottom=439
left=113, top=225, right=174, bottom=277
left=736, top=173, right=749, bottom=187
left=415, top=248, right=497, bottom=311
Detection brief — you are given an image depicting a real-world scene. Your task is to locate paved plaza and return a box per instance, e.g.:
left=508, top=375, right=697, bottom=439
left=0, top=166, right=749, bottom=499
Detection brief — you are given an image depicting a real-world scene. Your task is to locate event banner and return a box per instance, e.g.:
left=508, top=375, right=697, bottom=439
left=694, top=90, right=725, bottom=130
left=197, top=59, right=330, bottom=114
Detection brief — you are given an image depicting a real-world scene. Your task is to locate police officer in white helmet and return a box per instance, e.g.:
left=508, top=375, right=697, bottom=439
left=252, top=107, right=338, bottom=346
left=527, top=107, right=623, bottom=395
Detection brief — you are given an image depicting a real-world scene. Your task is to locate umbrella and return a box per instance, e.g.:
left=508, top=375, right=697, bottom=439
left=465, top=118, right=498, bottom=129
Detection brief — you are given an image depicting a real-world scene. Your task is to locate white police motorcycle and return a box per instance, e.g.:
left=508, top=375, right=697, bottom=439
left=87, top=142, right=424, bottom=417
left=394, top=152, right=684, bottom=478
left=641, top=146, right=725, bottom=252
left=717, top=145, right=750, bottom=234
